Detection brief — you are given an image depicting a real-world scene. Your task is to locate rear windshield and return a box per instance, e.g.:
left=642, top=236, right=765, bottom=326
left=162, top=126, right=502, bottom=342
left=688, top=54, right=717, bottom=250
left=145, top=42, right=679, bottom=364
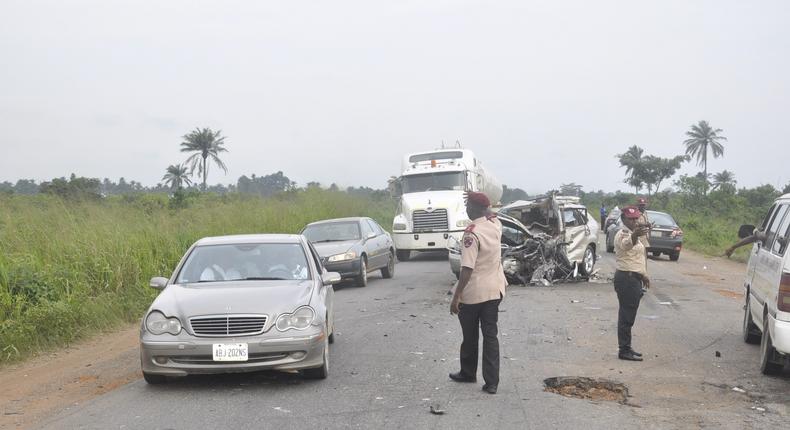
left=647, top=212, right=677, bottom=227
left=302, top=222, right=361, bottom=242
left=176, top=243, right=310, bottom=284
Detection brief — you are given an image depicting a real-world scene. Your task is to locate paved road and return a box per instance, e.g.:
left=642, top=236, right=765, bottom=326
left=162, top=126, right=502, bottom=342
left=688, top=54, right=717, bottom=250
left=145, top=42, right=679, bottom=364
left=40, top=242, right=790, bottom=429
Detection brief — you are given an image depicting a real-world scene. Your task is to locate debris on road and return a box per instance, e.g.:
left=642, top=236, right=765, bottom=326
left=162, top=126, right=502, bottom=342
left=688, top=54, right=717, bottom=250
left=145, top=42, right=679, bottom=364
left=732, top=387, right=746, bottom=394
left=715, top=351, right=721, bottom=358
left=429, top=403, right=445, bottom=415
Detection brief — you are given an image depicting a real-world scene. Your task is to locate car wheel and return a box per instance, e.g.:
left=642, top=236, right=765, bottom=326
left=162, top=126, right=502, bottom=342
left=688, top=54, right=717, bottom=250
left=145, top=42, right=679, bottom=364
left=143, top=372, right=167, bottom=385
left=355, top=258, right=368, bottom=287
left=579, top=246, right=595, bottom=276
left=742, top=295, right=761, bottom=344
left=760, top=314, right=784, bottom=375
left=669, top=251, right=680, bottom=261
left=303, top=335, right=329, bottom=379
left=327, top=313, right=335, bottom=344
left=605, top=233, right=614, bottom=253
left=381, top=252, right=395, bottom=279
left=396, top=250, right=411, bottom=261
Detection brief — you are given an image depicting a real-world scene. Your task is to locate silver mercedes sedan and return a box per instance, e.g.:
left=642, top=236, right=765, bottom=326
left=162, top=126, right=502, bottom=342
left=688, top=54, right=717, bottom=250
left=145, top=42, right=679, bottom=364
left=140, top=234, right=340, bottom=384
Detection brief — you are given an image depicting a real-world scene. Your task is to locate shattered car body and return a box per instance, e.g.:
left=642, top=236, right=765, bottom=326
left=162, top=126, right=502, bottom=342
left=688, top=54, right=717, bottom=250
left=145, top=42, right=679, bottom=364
left=448, top=195, right=599, bottom=285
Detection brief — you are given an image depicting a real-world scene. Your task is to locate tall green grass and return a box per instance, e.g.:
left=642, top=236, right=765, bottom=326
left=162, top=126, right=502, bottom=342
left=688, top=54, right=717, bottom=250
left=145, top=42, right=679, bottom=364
left=0, top=190, right=394, bottom=363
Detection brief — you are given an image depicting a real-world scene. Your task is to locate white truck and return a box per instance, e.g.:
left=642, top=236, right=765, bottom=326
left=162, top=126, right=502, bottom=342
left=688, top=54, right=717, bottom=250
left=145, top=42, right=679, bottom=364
left=391, top=148, right=503, bottom=261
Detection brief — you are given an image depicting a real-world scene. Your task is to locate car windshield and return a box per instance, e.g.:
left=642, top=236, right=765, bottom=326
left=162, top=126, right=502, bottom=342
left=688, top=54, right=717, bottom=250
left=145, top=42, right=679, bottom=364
left=176, top=243, right=310, bottom=284
left=302, top=222, right=361, bottom=242
left=401, top=172, right=465, bottom=194
left=648, top=212, right=676, bottom=227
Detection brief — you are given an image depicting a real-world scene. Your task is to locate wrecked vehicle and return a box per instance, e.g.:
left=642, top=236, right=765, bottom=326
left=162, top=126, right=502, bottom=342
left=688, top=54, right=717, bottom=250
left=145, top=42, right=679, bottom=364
left=448, top=195, right=599, bottom=285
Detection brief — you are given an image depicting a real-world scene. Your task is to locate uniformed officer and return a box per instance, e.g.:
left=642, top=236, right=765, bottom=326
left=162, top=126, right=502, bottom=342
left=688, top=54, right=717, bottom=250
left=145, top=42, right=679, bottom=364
left=613, top=206, right=651, bottom=361
left=449, top=192, right=507, bottom=394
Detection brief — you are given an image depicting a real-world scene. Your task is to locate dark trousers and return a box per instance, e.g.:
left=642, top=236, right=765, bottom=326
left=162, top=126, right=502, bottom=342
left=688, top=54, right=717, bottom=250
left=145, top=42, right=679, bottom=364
left=458, top=297, right=501, bottom=386
left=613, top=270, right=644, bottom=352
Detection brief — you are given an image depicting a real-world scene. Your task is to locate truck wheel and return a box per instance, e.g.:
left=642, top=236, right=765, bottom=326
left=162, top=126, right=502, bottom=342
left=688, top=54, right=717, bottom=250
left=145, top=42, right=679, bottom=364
left=381, top=252, right=395, bottom=279
left=669, top=251, right=680, bottom=262
left=760, top=314, right=784, bottom=375
left=396, top=250, right=411, bottom=261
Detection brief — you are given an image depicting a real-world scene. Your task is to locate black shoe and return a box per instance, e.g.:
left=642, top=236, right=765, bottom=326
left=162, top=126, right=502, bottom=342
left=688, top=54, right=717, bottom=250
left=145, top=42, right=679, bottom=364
left=629, top=349, right=643, bottom=357
left=449, top=372, right=476, bottom=383
left=482, top=384, right=497, bottom=394
left=618, top=351, right=643, bottom=361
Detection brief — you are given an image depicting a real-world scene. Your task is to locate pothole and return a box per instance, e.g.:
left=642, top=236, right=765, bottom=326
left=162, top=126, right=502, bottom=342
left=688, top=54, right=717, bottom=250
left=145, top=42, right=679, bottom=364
left=544, top=377, right=629, bottom=404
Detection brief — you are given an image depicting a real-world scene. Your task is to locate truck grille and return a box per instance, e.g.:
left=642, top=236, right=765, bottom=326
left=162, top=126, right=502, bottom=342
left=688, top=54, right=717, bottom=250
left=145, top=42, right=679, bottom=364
left=412, top=209, right=449, bottom=232
left=190, top=315, right=267, bottom=337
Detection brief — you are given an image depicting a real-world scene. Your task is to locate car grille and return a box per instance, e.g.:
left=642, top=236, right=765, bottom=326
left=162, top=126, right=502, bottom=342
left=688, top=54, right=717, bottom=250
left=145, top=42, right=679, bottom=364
left=190, top=315, right=267, bottom=337
left=412, top=209, right=449, bottom=232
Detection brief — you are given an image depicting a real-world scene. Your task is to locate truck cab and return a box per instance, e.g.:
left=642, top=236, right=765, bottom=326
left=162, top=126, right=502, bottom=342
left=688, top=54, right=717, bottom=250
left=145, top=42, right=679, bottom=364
left=392, top=149, right=501, bottom=261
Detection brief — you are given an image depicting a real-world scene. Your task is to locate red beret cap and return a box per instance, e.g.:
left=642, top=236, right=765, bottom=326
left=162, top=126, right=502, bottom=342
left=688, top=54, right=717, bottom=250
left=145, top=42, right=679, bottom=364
left=466, top=192, right=491, bottom=208
left=622, top=206, right=641, bottom=219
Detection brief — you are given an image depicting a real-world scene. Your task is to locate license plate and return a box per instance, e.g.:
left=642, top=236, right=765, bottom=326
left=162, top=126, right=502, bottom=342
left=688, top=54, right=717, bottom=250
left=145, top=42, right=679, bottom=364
left=212, top=343, right=248, bottom=362
left=651, top=231, right=663, bottom=238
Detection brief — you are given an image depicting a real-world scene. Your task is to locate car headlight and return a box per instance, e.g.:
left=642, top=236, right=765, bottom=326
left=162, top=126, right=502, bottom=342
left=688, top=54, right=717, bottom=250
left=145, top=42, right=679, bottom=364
left=145, top=311, right=182, bottom=335
left=276, top=306, right=315, bottom=331
left=328, top=251, right=357, bottom=262
left=456, top=219, right=471, bottom=228
left=393, top=223, right=407, bottom=231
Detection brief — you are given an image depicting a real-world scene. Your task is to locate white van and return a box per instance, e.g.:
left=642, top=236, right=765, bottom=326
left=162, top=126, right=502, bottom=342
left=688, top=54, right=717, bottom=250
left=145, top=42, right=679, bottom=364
left=741, top=193, right=790, bottom=374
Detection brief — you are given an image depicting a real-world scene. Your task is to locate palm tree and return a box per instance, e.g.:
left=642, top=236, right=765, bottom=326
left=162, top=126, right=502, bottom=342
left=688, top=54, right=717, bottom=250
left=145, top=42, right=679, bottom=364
left=617, top=145, right=645, bottom=193
left=162, top=164, right=192, bottom=190
left=683, top=120, right=726, bottom=194
left=711, top=170, right=736, bottom=192
left=180, top=127, right=229, bottom=191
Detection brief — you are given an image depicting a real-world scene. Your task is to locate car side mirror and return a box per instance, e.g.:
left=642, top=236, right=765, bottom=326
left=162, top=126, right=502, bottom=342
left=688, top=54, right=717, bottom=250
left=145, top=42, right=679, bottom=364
left=149, top=276, right=168, bottom=290
left=322, top=272, right=341, bottom=286
left=738, top=224, right=756, bottom=239
left=366, top=232, right=376, bottom=240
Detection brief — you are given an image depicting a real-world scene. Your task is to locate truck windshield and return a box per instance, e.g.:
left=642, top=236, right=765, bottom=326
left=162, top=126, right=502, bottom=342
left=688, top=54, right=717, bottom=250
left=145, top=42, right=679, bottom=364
left=401, top=172, right=465, bottom=194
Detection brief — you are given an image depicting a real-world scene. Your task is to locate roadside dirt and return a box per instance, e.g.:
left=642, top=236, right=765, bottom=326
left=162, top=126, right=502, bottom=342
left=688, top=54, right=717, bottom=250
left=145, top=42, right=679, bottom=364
left=0, top=325, right=140, bottom=430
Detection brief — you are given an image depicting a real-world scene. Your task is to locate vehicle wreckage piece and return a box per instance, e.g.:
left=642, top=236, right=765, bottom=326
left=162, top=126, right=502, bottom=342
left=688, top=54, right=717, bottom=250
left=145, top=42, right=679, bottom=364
left=501, top=233, right=583, bottom=285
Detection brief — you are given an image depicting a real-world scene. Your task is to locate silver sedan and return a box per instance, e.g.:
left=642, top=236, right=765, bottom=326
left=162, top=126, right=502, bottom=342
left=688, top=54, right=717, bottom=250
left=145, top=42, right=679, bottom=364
left=140, top=234, right=340, bottom=383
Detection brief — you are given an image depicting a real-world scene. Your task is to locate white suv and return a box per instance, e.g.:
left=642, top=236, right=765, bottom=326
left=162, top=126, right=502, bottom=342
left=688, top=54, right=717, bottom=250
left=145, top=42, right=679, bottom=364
left=741, top=193, right=790, bottom=374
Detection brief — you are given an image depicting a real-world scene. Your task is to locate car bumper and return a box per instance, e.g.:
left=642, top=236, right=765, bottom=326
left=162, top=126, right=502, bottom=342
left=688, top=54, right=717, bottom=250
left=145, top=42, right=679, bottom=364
left=770, top=315, right=790, bottom=355
left=322, top=258, right=362, bottom=279
left=393, top=231, right=462, bottom=251
left=140, top=327, right=327, bottom=376
left=647, top=237, right=683, bottom=253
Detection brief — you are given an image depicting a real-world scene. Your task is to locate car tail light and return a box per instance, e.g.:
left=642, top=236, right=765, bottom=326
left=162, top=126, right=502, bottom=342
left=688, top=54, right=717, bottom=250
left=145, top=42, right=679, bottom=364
left=671, top=228, right=683, bottom=238
left=779, top=272, right=790, bottom=313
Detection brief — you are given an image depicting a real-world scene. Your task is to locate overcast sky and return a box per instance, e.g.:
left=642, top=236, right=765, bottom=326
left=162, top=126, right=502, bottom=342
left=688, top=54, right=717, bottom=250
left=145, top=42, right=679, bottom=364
left=1, top=0, right=788, bottom=194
